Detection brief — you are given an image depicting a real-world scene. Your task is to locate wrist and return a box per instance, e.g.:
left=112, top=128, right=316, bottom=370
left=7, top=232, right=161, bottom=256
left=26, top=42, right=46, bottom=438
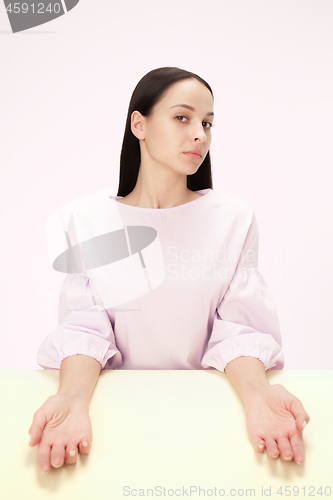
left=224, top=356, right=270, bottom=404
left=241, top=379, right=271, bottom=405
left=56, top=390, right=91, bottom=407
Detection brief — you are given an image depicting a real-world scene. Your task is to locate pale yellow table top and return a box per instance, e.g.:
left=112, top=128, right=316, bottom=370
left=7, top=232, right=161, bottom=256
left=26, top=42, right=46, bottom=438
left=0, top=369, right=332, bottom=499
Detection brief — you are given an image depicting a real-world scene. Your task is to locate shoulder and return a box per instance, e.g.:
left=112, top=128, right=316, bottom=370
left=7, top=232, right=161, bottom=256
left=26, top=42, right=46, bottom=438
left=67, top=190, right=123, bottom=243
left=209, top=189, right=254, bottom=222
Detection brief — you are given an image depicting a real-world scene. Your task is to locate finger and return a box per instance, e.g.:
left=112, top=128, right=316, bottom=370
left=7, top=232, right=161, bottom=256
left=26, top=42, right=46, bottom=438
left=289, top=397, right=310, bottom=431
left=299, top=414, right=310, bottom=431
left=50, top=443, right=65, bottom=469
left=290, top=432, right=305, bottom=465
left=277, top=437, right=293, bottom=462
left=65, top=445, right=78, bottom=465
left=36, top=441, right=51, bottom=474
left=78, top=439, right=91, bottom=455
left=264, top=437, right=279, bottom=459
left=29, top=409, right=48, bottom=447
left=250, top=434, right=266, bottom=453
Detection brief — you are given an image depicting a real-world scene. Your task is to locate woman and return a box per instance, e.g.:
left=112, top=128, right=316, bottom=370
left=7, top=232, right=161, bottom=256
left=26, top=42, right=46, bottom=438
left=29, top=67, right=310, bottom=473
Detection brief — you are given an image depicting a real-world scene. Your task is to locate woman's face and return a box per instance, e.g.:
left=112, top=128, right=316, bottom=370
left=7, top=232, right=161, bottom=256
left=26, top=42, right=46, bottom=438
left=133, top=78, right=214, bottom=176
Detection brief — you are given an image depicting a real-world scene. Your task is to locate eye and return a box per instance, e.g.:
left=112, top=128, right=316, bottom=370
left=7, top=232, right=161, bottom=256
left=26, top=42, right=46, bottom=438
left=203, top=121, right=214, bottom=129
left=175, top=115, right=188, bottom=122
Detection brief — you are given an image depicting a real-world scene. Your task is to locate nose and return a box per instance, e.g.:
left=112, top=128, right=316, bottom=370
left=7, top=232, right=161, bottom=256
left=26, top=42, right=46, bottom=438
left=190, top=121, right=208, bottom=143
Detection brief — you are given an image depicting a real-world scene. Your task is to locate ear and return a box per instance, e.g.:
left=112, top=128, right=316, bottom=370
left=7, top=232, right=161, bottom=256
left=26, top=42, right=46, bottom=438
left=131, top=110, right=145, bottom=140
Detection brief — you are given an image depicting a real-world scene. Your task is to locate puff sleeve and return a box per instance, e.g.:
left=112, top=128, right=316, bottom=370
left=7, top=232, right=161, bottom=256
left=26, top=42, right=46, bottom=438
left=37, top=272, right=123, bottom=370
left=201, top=211, right=284, bottom=372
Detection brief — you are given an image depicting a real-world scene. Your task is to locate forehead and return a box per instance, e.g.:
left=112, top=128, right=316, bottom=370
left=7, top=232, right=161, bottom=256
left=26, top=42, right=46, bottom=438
left=156, top=78, right=213, bottom=112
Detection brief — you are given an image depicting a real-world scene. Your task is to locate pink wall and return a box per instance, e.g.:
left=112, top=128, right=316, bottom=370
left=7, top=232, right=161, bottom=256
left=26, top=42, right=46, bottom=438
left=1, top=1, right=332, bottom=369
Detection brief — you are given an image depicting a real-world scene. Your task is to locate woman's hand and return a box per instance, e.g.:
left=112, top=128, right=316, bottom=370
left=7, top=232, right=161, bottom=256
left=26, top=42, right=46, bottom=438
left=243, top=383, right=310, bottom=464
left=28, top=394, right=93, bottom=473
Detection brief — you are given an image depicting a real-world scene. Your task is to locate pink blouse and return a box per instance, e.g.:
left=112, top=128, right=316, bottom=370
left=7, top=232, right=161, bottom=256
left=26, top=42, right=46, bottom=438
left=37, top=188, right=284, bottom=372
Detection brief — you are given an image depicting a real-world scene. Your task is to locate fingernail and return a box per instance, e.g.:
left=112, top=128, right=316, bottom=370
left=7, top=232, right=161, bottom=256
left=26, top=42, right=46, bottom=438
left=69, top=450, right=76, bottom=457
left=41, top=470, right=49, bottom=474
left=82, top=441, right=88, bottom=447
left=303, top=420, right=307, bottom=429
left=295, top=460, right=303, bottom=465
left=28, top=434, right=32, bottom=444
left=259, top=444, right=264, bottom=449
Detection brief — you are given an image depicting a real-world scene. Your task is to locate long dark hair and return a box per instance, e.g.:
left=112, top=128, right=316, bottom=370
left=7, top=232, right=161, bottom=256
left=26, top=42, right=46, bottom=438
left=117, top=67, right=214, bottom=197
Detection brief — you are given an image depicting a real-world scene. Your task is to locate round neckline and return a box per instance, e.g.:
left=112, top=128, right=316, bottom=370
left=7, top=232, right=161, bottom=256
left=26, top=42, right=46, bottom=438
left=109, top=188, right=213, bottom=212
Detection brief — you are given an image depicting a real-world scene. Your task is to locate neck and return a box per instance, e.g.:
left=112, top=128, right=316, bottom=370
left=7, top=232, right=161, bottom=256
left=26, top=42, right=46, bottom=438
left=126, top=165, right=194, bottom=209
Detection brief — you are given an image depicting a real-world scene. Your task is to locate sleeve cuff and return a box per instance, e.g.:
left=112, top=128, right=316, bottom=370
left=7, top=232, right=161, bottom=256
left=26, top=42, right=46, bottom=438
left=37, top=327, right=123, bottom=370
left=200, top=333, right=285, bottom=372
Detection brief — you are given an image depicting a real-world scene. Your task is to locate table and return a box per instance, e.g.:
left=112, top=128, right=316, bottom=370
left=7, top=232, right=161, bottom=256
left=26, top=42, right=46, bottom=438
left=0, top=369, right=332, bottom=499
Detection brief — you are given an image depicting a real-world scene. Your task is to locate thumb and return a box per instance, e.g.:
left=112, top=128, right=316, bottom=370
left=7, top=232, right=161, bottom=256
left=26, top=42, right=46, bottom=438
left=28, top=408, right=48, bottom=447
left=289, top=395, right=310, bottom=431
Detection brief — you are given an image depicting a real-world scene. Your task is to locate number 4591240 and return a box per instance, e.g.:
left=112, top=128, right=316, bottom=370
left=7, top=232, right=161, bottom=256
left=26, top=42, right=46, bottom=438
left=276, top=485, right=331, bottom=496
left=5, top=3, right=61, bottom=14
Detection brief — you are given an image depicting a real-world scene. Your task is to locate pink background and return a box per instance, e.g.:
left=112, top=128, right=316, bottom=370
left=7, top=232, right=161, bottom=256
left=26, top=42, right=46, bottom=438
left=0, top=1, right=332, bottom=369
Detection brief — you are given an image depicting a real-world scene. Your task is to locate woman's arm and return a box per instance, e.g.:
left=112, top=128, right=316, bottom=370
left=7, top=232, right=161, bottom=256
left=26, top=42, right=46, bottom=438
left=224, top=356, right=269, bottom=400
left=57, top=354, right=102, bottom=404
left=224, top=356, right=310, bottom=464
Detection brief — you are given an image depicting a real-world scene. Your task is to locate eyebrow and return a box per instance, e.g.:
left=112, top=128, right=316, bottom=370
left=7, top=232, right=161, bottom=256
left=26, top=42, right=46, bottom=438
left=170, top=104, right=214, bottom=116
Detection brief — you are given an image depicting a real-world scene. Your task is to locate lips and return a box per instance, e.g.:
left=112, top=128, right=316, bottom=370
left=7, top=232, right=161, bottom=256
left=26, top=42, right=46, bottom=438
left=184, top=150, right=202, bottom=158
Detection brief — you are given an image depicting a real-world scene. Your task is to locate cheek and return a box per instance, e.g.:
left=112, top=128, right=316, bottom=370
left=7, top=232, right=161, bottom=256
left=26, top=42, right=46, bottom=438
left=206, top=134, right=212, bottom=149
left=145, top=119, right=187, bottom=159
left=145, top=128, right=171, bottom=159
left=152, top=123, right=179, bottom=153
